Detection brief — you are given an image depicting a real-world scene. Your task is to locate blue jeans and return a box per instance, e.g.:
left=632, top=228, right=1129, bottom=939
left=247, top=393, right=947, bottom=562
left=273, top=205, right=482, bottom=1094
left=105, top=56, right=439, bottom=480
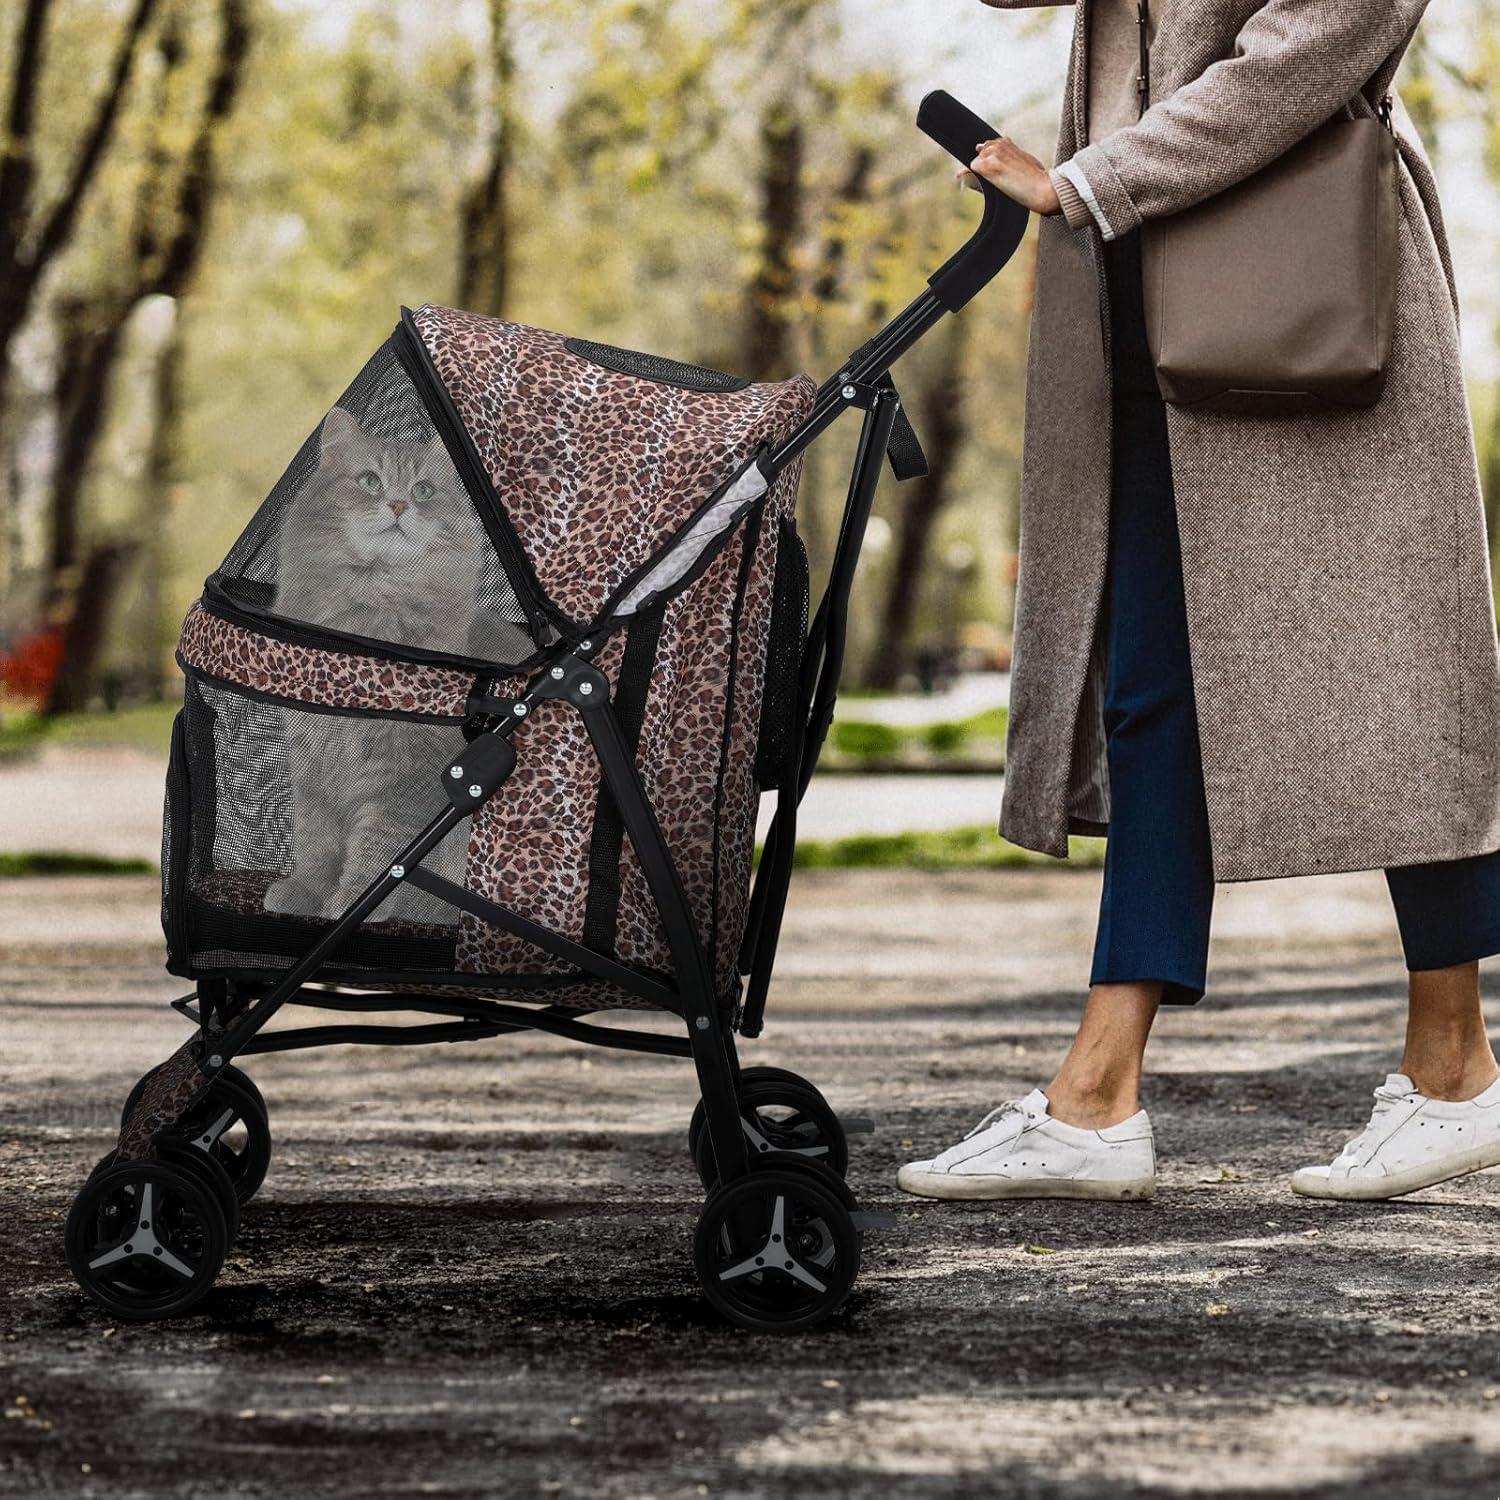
left=1090, top=233, right=1500, bottom=1004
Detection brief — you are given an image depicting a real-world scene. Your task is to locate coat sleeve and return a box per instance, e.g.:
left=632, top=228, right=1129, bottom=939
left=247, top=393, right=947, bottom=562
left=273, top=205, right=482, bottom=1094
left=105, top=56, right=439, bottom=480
left=1058, top=0, right=1426, bottom=241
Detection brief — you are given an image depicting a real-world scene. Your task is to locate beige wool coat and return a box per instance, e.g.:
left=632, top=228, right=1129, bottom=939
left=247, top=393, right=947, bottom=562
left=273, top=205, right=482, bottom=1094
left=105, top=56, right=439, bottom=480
left=985, top=0, right=1500, bottom=881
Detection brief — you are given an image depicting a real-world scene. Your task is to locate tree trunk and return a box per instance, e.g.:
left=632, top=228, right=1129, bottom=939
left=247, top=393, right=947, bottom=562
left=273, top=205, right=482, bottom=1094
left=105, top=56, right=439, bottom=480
left=40, top=0, right=250, bottom=713
left=742, top=97, right=803, bottom=381
left=456, top=0, right=513, bottom=316
left=865, top=320, right=971, bottom=692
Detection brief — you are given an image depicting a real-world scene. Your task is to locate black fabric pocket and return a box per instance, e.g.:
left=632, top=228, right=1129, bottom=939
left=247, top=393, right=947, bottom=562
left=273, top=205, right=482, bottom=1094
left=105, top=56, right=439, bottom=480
left=755, top=517, right=809, bottom=789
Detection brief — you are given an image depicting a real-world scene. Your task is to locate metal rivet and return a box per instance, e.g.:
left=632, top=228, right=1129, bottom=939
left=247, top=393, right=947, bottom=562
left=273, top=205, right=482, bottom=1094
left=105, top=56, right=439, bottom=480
left=512, top=703, right=528, bottom=717
left=450, top=766, right=463, bottom=779
left=549, top=666, right=565, bottom=680
left=468, top=784, right=482, bottom=798
left=694, top=1016, right=710, bottom=1031
left=390, top=864, right=405, bottom=879
left=841, top=384, right=857, bottom=400
left=578, top=681, right=594, bottom=697
left=207, top=1054, right=223, bottom=1069
left=579, top=640, right=593, bottom=652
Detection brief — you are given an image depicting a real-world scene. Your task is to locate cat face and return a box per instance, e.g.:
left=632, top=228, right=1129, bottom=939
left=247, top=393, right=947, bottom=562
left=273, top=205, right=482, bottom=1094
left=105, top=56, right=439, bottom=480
left=308, top=405, right=468, bottom=572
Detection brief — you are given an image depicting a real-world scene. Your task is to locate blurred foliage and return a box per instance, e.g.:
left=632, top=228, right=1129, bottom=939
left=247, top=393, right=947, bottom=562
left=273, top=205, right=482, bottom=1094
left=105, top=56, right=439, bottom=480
left=0, top=0, right=1497, bottom=711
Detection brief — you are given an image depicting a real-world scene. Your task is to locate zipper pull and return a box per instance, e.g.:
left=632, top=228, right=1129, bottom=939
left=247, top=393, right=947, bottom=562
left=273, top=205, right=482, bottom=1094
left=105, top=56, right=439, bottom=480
left=1378, top=93, right=1394, bottom=131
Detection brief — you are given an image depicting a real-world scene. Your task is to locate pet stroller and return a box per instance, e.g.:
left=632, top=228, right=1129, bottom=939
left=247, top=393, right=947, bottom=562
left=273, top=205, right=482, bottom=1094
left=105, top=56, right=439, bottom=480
left=65, top=94, right=1027, bottom=1332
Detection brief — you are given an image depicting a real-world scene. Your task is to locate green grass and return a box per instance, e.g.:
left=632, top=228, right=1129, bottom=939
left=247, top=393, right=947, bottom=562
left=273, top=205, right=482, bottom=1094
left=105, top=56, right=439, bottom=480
left=827, top=703, right=1009, bottom=765
left=0, top=702, right=177, bottom=761
left=788, top=825, right=1105, bottom=872
left=0, top=850, right=156, bottom=877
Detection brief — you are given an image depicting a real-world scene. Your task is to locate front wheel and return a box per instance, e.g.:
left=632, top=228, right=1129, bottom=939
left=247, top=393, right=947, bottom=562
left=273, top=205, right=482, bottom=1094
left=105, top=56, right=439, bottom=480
left=65, top=1159, right=228, bottom=1321
left=122, top=1064, right=270, bottom=1205
left=693, top=1161, right=861, bottom=1333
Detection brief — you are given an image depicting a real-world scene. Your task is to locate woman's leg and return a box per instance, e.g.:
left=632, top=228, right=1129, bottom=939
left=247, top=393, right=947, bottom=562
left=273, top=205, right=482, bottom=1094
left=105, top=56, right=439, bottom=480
left=1292, top=854, right=1500, bottom=1200
left=1386, top=852, right=1500, bottom=1099
left=1047, top=982, right=1162, bottom=1128
left=1050, top=231, right=1216, bottom=1127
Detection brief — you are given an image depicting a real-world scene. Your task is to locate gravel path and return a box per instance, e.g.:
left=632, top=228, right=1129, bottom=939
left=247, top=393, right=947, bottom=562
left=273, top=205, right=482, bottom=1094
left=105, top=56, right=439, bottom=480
left=3, top=869, right=1500, bottom=1497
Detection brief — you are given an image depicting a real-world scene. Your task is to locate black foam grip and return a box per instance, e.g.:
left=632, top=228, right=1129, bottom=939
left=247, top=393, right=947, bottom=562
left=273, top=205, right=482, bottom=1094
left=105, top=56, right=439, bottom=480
left=917, top=90, right=1005, bottom=165
left=916, top=91, right=1032, bottom=312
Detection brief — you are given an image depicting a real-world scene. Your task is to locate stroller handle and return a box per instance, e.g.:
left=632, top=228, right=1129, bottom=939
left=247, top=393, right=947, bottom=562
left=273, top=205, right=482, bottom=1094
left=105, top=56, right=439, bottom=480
left=917, top=90, right=1031, bottom=313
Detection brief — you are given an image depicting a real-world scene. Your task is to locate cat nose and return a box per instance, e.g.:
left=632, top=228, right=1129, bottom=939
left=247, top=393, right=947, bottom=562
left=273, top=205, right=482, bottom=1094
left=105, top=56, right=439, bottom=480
left=388, top=498, right=409, bottom=517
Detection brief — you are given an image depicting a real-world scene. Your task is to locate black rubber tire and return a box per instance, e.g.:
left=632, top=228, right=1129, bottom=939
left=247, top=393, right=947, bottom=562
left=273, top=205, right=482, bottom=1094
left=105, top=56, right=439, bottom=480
left=691, top=1077, right=849, bottom=1189
left=694, top=1161, right=861, bottom=1333
left=65, top=1159, right=228, bottom=1321
left=122, top=1066, right=270, bottom=1206
left=155, top=1142, right=241, bottom=1245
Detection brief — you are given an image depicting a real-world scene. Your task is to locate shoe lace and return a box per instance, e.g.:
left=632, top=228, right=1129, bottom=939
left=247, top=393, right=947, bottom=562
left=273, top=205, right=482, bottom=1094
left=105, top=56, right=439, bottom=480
left=1335, top=1079, right=1410, bottom=1162
left=965, top=1099, right=1031, bottom=1139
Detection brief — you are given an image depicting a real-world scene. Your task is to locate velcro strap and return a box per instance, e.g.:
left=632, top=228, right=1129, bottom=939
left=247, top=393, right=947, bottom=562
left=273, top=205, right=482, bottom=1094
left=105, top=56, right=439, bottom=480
left=885, top=396, right=929, bottom=482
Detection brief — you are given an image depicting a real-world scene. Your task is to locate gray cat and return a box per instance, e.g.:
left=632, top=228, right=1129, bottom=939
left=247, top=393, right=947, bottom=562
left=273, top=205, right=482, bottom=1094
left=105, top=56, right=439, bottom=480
left=263, top=406, right=475, bottom=923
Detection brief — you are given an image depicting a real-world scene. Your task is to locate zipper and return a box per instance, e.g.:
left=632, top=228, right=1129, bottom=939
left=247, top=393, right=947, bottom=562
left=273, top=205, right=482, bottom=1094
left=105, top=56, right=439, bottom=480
left=200, top=581, right=553, bottom=678
left=1136, top=0, right=1151, bottom=119
left=391, top=310, right=559, bottom=647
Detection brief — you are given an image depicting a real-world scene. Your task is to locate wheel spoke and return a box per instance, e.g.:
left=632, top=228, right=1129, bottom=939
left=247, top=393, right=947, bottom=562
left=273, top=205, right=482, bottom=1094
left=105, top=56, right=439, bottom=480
left=781, top=1256, right=828, bottom=1293
left=719, top=1252, right=769, bottom=1283
left=88, top=1243, right=133, bottom=1271
left=152, top=1243, right=196, bottom=1280
left=193, top=1107, right=237, bottom=1152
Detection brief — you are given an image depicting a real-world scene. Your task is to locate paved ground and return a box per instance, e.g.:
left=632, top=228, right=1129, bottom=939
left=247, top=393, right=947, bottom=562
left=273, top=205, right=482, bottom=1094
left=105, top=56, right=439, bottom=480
left=4, top=867, right=1500, bottom=1497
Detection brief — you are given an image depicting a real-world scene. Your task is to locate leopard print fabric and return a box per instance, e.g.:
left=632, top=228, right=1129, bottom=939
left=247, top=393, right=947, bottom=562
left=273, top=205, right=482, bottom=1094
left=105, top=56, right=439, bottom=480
left=456, top=630, right=627, bottom=975
left=414, top=305, right=815, bottom=628
left=115, top=1033, right=217, bottom=1162
left=178, top=601, right=487, bottom=719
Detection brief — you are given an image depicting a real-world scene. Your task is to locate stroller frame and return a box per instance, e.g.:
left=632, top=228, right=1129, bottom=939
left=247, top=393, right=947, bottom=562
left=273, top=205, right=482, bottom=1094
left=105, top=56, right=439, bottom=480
left=68, top=93, right=1029, bottom=1332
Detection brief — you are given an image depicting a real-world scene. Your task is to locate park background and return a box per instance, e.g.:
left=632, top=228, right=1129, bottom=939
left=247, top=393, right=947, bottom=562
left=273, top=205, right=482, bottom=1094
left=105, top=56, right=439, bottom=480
left=3, top=0, right=1499, bottom=756
left=6, top=7, right=1500, bottom=1497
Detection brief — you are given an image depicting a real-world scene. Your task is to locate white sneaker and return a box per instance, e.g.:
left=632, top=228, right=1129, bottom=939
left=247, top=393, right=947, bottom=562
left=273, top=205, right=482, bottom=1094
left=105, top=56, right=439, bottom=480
left=1291, top=1072, right=1500, bottom=1201
left=897, top=1088, right=1156, bottom=1201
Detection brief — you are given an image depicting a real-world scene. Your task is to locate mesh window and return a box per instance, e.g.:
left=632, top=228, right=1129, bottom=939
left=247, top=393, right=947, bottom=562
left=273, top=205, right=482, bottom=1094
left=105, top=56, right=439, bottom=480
left=176, top=677, right=472, bottom=963
left=214, top=338, right=533, bottom=666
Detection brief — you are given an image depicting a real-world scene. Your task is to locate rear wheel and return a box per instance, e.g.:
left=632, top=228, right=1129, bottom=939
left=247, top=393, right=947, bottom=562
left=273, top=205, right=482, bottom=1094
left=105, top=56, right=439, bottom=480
left=690, top=1074, right=848, bottom=1188
left=65, top=1160, right=228, bottom=1320
left=694, top=1159, right=861, bottom=1333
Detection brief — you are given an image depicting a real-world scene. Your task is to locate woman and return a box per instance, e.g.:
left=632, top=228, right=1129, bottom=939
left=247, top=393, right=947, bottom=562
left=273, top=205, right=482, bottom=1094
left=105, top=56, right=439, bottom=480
left=900, top=0, right=1500, bottom=1203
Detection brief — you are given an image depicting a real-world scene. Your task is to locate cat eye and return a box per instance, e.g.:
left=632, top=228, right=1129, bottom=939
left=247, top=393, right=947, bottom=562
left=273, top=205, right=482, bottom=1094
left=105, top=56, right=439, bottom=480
left=410, top=479, right=435, bottom=502
left=356, top=470, right=382, bottom=493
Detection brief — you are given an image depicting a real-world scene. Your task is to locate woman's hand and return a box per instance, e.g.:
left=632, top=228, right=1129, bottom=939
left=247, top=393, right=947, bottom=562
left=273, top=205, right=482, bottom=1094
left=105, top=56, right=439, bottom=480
left=958, top=137, right=1061, bottom=216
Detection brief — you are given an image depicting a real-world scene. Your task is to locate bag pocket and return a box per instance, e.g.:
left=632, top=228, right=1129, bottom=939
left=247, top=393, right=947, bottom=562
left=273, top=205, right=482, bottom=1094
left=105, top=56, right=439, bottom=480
left=755, top=516, right=809, bottom=790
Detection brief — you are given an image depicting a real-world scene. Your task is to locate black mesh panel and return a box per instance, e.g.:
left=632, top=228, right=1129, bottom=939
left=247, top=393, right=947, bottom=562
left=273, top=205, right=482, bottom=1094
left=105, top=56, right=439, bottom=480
left=215, top=339, right=533, bottom=666
left=563, top=338, right=751, bottom=393
left=175, top=676, right=471, bottom=972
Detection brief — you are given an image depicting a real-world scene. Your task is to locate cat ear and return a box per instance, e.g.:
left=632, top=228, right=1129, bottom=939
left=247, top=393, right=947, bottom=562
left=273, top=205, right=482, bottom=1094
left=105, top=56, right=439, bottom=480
left=318, top=405, right=367, bottom=462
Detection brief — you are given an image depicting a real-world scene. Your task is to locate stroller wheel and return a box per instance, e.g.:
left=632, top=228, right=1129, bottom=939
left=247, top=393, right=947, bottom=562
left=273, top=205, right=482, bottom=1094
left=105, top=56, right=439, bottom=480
left=694, top=1160, right=861, bottom=1333
left=65, top=1159, right=229, bottom=1321
left=690, top=1075, right=849, bottom=1188
left=154, top=1142, right=241, bottom=1245
left=122, top=1066, right=270, bottom=1206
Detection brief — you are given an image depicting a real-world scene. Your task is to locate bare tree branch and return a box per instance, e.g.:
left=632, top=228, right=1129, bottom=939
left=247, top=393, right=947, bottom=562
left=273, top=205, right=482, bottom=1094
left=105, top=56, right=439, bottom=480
left=28, top=0, right=160, bottom=282
left=0, top=0, right=52, bottom=260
